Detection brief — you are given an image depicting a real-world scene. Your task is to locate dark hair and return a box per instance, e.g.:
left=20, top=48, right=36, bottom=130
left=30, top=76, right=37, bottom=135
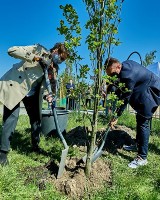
left=50, top=42, right=69, bottom=60
left=50, top=43, right=70, bottom=58
left=104, top=57, right=120, bottom=69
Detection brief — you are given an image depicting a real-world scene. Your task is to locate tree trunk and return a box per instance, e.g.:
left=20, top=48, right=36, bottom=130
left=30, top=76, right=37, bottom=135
left=85, top=92, right=99, bottom=177
left=85, top=115, right=98, bottom=176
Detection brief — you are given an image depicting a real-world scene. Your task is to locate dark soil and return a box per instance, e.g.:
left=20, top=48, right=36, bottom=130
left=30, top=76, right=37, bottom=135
left=21, top=125, right=136, bottom=199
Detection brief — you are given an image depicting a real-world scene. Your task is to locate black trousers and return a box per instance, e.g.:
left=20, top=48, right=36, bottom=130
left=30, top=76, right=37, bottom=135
left=66, top=97, right=75, bottom=110
left=85, top=99, right=91, bottom=108
left=0, top=92, right=41, bottom=152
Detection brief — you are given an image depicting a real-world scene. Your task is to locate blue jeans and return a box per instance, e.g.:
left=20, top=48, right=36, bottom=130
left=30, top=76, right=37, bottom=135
left=136, top=114, right=151, bottom=159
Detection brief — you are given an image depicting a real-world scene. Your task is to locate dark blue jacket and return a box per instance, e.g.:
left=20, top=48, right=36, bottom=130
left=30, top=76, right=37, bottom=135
left=66, top=83, right=75, bottom=95
left=116, top=60, right=160, bottom=118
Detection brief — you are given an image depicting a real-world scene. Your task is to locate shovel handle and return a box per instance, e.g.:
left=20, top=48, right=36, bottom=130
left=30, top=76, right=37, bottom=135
left=52, top=105, right=68, bottom=149
left=43, top=65, right=68, bottom=149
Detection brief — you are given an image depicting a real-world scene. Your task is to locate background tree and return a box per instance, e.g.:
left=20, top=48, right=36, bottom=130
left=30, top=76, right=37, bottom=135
left=143, top=50, right=157, bottom=67
left=57, top=0, right=124, bottom=177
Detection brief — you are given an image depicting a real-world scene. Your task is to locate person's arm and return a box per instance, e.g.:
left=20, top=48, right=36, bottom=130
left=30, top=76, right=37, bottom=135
left=116, top=78, right=135, bottom=117
left=48, top=63, right=58, bottom=96
left=109, top=79, right=135, bottom=129
left=8, top=44, right=49, bottom=63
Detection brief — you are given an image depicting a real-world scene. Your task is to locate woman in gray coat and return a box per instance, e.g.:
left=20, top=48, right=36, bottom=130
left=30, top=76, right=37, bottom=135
left=0, top=43, right=69, bottom=165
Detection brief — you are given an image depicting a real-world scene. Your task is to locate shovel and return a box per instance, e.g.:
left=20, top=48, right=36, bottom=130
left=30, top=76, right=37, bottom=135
left=43, top=64, right=69, bottom=178
left=77, top=127, right=110, bottom=165
left=91, top=127, right=110, bottom=163
left=51, top=102, right=69, bottom=178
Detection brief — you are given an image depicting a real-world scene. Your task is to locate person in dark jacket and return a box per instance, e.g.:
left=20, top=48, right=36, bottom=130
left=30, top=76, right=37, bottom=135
left=105, top=57, right=160, bottom=168
left=66, top=79, right=75, bottom=110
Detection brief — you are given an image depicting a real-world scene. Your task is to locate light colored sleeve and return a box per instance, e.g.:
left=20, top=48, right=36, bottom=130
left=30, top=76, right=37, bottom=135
left=7, top=44, right=49, bottom=63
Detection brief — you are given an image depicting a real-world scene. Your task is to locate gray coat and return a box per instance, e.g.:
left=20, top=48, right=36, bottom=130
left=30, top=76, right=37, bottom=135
left=0, top=44, right=51, bottom=110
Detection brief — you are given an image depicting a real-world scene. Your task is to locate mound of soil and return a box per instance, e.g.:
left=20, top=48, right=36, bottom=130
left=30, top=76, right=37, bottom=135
left=23, top=157, right=111, bottom=199
left=22, top=125, right=135, bottom=199
left=47, top=157, right=111, bottom=199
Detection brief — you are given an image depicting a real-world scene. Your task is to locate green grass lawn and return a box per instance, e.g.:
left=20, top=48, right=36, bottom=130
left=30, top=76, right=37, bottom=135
left=0, top=111, right=160, bottom=200
left=93, top=112, right=160, bottom=200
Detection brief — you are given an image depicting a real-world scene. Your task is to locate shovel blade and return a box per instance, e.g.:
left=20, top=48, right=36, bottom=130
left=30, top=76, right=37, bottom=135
left=91, top=151, right=103, bottom=163
left=57, top=146, right=69, bottom=179
left=83, top=146, right=98, bottom=163
left=76, top=146, right=98, bottom=165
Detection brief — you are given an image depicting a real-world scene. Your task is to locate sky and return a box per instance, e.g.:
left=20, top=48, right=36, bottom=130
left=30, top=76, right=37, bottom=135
left=0, top=0, right=160, bottom=78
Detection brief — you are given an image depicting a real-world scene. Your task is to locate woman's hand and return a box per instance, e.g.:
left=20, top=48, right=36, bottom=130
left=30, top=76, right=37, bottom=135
left=46, top=94, right=53, bottom=105
left=33, top=56, right=42, bottom=62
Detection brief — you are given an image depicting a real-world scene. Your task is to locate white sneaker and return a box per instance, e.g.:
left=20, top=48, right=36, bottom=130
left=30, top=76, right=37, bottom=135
left=128, top=156, right=148, bottom=169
